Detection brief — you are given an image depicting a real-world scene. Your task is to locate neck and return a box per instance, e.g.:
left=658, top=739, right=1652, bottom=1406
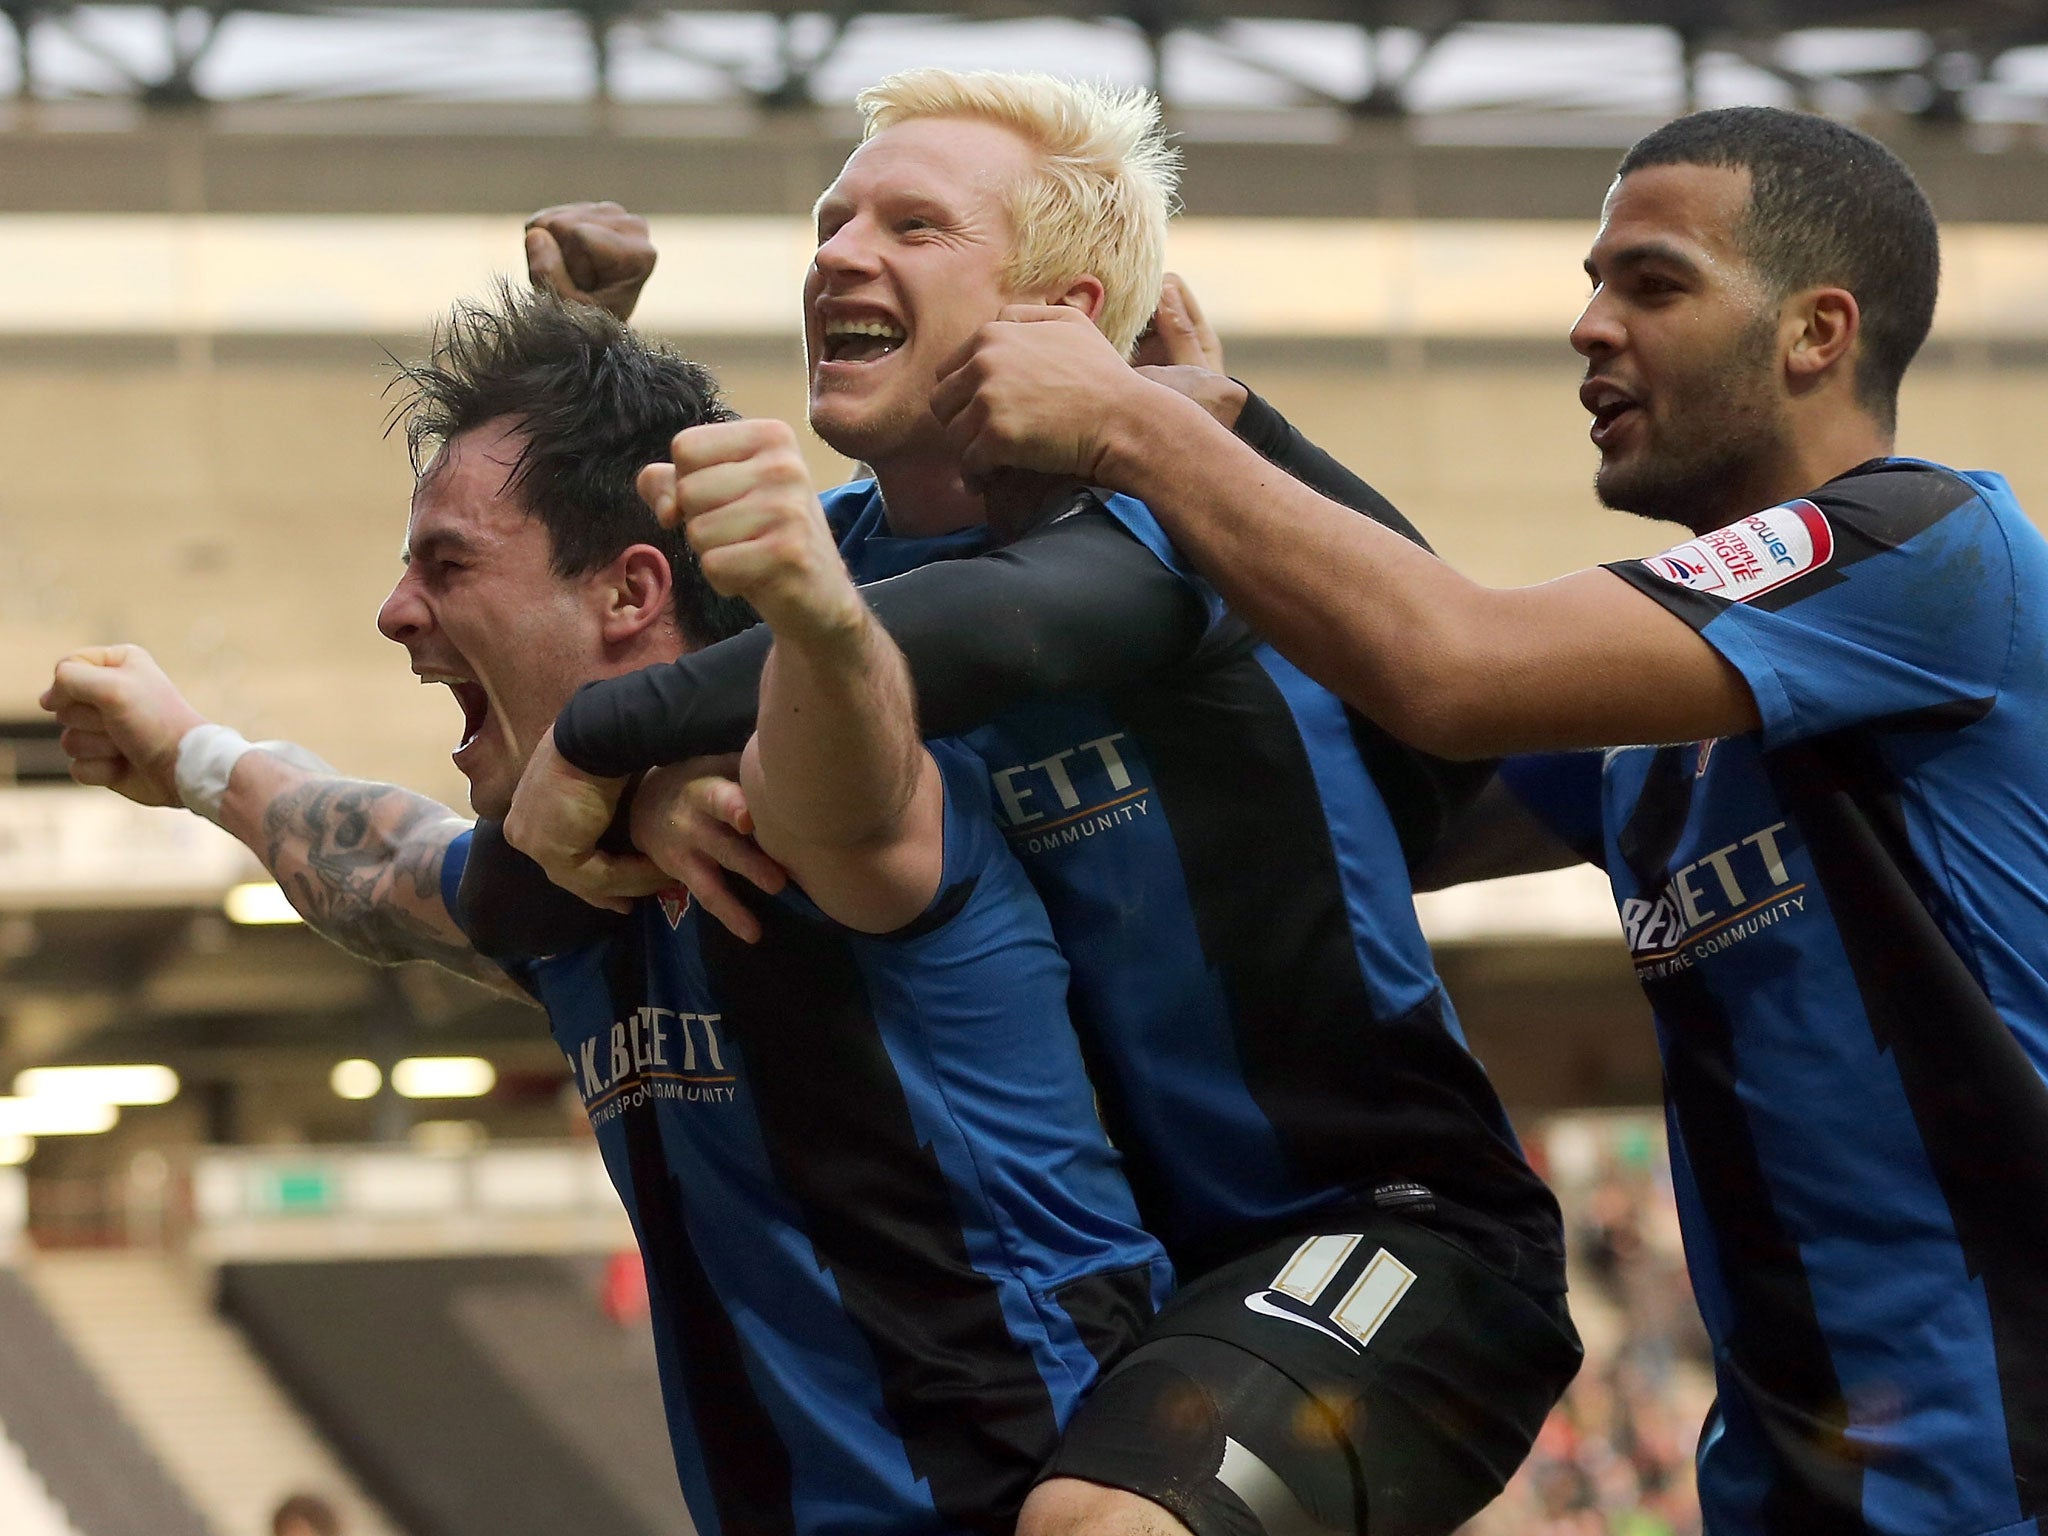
left=1691, top=406, right=1892, bottom=535
left=871, top=454, right=987, bottom=539
left=598, top=628, right=686, bottom=680
left=982, top=469, right=1081, bottom=546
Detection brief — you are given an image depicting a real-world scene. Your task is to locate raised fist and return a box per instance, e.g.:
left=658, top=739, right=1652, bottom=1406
left=39, top=645, right=206, bottom=808
left=638, top=418, right=862, bottom=646
left=525, top=201, right=656, bottom=323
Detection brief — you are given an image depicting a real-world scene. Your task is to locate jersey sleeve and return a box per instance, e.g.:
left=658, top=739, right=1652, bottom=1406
left=451, top=818, right=627, bottom=965
left=773, top=739, right=1015, bottom=940
left=871, top=739, right=1021, bottom=941
left=1089, top=492, right=1233, bottom=630
left=439, top=825, right=473, bottom=931
left=1603, top=463, right=2019, bottom=750
left=553, top=504, right=1209, bottom=776
left=438, top=825, right=543, bottom=997
left=1231, top=387, right=1433, bottom=550
left=553, top=627, right=768, bottom=777
left=1498, top=751, right=1608, bottom=869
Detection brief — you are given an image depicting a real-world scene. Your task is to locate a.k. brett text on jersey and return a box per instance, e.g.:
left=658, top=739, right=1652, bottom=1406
left=444, top=741, right=1172, bottom=1536
left=826, top=482, right=1566, bottom=1293
left=1505, top=459, right=2048, bottom=1536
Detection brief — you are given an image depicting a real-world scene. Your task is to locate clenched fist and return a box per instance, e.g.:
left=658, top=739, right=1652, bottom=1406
left=637, top=419, right=864, bottom=647
left=38, top=645, right=206, bottom=808
left=525, top=201, right=656, bottom=323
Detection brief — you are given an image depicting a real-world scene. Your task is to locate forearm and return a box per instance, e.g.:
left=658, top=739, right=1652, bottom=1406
left=555, top=512, right=1204, bottom=775
left=746, top=608, right=922, bottom=856
left=218, top=752, right=485, bottom=975
left=554, top=624, right=770, bottom=777
left=1233, top=388, right=1431, bottom=547
left=1101, top=389, right=1530, bottom=757
left=1096, top=382, right=1778, bottom=758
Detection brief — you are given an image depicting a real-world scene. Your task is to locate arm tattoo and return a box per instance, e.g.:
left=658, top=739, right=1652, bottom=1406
left=261, top=777, right=487, bottom=977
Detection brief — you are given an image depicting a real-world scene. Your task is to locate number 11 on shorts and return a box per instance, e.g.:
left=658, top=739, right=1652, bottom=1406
left=1251, top=1235, right=1417, bottom=1352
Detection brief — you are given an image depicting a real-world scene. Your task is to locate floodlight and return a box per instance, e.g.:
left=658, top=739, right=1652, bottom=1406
left=14, top=1064, right=178, bottom=1106
left=224, top=883, right=302, bottom=925
left=329, top=1059, right=382, bottom=1101
left=0, top=1099, right=118, bottom=1136
left=390, top=1057, right=496, bottom=1099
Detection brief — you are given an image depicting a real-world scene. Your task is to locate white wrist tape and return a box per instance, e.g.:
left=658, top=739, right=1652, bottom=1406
left=174, top=725, right=335, bottom=825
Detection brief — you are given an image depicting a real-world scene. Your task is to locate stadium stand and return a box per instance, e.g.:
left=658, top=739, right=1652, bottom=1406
left=21, top=1252, right=400, bottom=1536
left=1467, top=1124, right=1714, bottom=1535
left=219, top=1253, right=690, bottom=1536
left=0, top=1419, right=83, bottom=1536
left=0, top=1266, right=217, bottom=1536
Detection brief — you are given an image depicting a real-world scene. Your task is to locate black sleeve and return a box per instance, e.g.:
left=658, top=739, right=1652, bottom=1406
left=1231, top=387, right=1496, bottom=867
left=554, top=624, right=770, bottom=777
left=456, top=818, right=628, bottom=962
left=552, top=506, right=1209, bottom=777
left=1231, top=386, right=1434, bottom=552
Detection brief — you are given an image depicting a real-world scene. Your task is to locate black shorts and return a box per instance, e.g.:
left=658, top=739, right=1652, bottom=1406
left=1042, top=1216, right=1582, bottom=1536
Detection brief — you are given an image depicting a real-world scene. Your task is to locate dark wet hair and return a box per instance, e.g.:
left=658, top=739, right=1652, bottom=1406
left=1618, top=106, right=1939, bottom=430
left=392, top=281, right=756, bottom=646
left=271, top=1493, right=341, bottom=1536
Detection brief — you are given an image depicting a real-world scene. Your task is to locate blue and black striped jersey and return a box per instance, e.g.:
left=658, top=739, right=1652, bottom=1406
left=828, top=482, right=1566, bottom=1291
left=446, top=741, right=1172, bottom=1536
left=540, top=411, right=1560, bottom=1289
left=1508, top=458, right=2048, bottom=1536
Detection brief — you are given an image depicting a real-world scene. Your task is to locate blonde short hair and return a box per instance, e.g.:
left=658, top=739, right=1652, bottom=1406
left=856, top=69, right=1179, bottom=356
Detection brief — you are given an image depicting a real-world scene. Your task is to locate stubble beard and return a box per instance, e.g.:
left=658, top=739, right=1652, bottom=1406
left=465, top=768, right=514, bottom=823
left=1594, top=316, right=1788, bottom=534
left=1596, top=427, right=1769, bottom=535
left=809, top=377, right=936, bottom=472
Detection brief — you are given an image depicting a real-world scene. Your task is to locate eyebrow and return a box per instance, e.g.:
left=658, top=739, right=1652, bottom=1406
left=813, top=188, right=957, bottom=231
left=1585, top=239, right=1703, bottom=282
left=400, top=529, right=476, bottom=567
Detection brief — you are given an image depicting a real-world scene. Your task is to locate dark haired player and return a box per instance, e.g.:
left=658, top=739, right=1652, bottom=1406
left=938, top=105, right=2048, bottom=1536
left=41, top=287, right=1172, bottom=1536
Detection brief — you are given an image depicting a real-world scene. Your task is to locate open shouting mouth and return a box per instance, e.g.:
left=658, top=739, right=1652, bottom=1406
left=819, top=313, right=907, bottom=365
left=418, top=668, right=491, bottom=755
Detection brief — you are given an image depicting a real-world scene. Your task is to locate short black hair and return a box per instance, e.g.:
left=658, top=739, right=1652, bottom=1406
left=1618, top=106, right=1939, bottom=429
left=392, top=282, right=756, bottom=647
left=271, top=1493, right=340, bottom=1536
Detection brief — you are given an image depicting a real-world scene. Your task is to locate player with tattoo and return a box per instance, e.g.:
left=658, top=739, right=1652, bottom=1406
left=41, top=285, right=1172, bottom=1536
left=42, top=647, right=502, bottom=989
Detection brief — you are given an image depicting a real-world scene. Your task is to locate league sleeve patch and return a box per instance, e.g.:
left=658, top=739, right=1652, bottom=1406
left=1639, top=499, right=1833, bottom=603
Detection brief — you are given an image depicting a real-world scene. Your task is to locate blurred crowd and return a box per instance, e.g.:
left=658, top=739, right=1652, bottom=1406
left=1466, top=1118, right=1714, bottom=1536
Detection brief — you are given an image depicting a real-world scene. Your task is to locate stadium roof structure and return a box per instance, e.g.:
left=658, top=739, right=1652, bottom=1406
left=9, top=0, right=2048, bottom=130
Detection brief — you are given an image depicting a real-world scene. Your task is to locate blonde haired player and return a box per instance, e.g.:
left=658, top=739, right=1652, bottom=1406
left=511, top=70, right=1578, bottom=1536
left=855, top=68, right=1176, bottom=359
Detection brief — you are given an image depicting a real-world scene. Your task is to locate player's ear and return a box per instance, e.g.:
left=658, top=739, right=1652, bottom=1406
left=601, top=545, right=674, bottom=642
left=1785, top=286, right=1858, bottom=386
left=1046, top=274, right=1106, bottom=325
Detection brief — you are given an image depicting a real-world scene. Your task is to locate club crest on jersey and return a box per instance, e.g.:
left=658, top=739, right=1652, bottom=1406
left=656, top=886, right=691, bottom=930
left=1642, top=499, right=1833, bottom=603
